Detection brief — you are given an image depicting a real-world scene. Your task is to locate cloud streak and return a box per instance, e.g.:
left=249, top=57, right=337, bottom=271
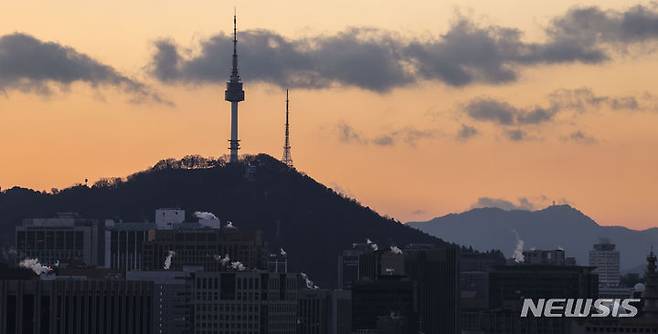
left=336, top=123, right=438, bottom=147
left=149, top=4, right=658, bottom=91
left=471, top=195, right=558, bottom=211
left=0, top=33, right=169, bottom=105
left=461, top=87, right=655, bottom=141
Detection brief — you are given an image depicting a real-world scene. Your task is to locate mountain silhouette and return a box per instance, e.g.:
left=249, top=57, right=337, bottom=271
left=408, top=205, right=658, bottom=272
left=0, top=154, right=448, bottom=287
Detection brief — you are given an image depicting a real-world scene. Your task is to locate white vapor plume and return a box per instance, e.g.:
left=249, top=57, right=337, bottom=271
left=390, top=246, right=403, bottom=254
left=230, top=261, right=246, bottom=271
left=366, top=238, right=379, bottom=251
left=194, top=211, right=218, bottom=220
left=19, top=258, right=52, bottom=275
left=215, top=254, right=231, bottom=266
left=512, top=230, right=525, bottom=263
left=164, top=250, right=176, bottom=270
left=225, top=221, right=236, bottom=229
left=280, top=248, right=287, bottom=256
left=300, top=272, right=319, bottom=289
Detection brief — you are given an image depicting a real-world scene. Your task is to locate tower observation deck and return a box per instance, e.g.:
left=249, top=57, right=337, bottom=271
left=225, top=12, right=245, bottom=163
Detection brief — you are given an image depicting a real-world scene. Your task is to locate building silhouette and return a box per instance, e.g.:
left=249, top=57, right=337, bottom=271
left=404, top=245, right=460, bottom=334
left=15, top=213, right=107, bottom=267
left=589, top=238, right=621, bottom=288
left=191, top=271, right=300, bottom=334
left=337, top=243, right=370, bottom=290
left=0, top=277, right=153, bottom=334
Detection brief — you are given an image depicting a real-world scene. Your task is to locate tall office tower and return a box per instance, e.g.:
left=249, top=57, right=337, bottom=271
left=0, top=277, right=154, bottom=334
left=297, top=289, right=331, bottom=334
left=351, top=277, right=418, bottom=334
left=105, top=208, right=184, bottom=272
left=224, top=13, right=245, bottom=163
left=329, top=290, right=352, bottom=334
left=404, top=245, right=460, bottom=334
left=191, top=271, right=300, bottom=333
left=337, top=243, right=371, bottom=289
left=15, top=212, right=107, bottom=267
left=106, top=220, right=155, bottom=272
left=127, top=270, right=195, bottom=334
left=589, top=238, right=621, bottom=288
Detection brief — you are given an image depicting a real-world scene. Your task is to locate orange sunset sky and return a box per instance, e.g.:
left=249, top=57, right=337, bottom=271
left=1, top=0, right=657, bottom=229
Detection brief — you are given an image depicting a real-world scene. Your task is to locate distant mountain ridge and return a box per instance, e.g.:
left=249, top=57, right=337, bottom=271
left=0, top=154, right=449, bottom=288
left=408, top=205, right=658, bottom=272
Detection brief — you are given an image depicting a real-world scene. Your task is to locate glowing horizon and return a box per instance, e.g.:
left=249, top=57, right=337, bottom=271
left=1, top=0, right=657, bottom=229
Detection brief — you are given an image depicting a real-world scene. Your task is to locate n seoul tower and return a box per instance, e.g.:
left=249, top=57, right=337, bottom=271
left=225, top=12, right=245, bottom=163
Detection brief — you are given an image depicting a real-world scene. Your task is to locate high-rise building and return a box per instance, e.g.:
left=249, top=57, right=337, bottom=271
left=404, top=245, right=460, bottom=334
left=589, top=238, right=621, bottom=288
left=337, top=243, right=370, bottom=290
left=297, top=289, right=331, bottom=334
left=351, top=277, right=418, bottom=334
left=191, top=271, right=300, bottom=334
left=329, top=290, right=351, bottom=334
left=15, top=213, right=107, bottom=267
left=106, top=221, right=155, bottom=272
left=127, top=270, right=195, bottom=334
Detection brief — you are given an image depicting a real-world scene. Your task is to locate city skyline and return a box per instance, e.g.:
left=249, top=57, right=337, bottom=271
left=2, top=0, right=658, bottom=229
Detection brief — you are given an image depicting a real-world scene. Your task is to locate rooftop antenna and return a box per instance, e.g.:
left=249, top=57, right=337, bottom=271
left=282, top=89, right=293, bottom=167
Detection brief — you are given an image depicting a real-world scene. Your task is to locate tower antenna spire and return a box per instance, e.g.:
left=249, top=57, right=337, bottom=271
left=231, top=8, right=239, bottom=78
left=282, top=89, right=293, bottom=167
left=225, top=10, right=245, bottom=163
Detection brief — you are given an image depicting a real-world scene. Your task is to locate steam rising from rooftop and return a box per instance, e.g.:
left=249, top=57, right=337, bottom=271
left=163, top=250, right=176, bottom=270
left=19, top=258, right=52, bottom=275
left=512, top=230, right=525, bottom=263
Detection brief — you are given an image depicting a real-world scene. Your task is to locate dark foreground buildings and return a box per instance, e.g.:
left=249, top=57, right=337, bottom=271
left=0, top=276, right=153, bottom=334
left=348, top=244, right=460, bottom=334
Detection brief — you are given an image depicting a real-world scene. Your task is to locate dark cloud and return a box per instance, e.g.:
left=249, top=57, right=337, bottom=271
left=471, top=195, right=556, bottom=211
left=336, top=122, right=366, bottom=144
left=457, top=124, right=479, bottom=141
left=372, top=135, right=394, bottom=146
left=548, top=88, right=641, bottom=112
left=505, top=129, right=527, bottom=142
left=464, top=98, right=517, bottom=125
left=0, top=33, right=168, bottom=104
left=336, top=123, right=437, bottom=147
left=149, top=5, right=658, bottom=91
left=462, top=88, right=653, bottom=141
left=464, top=98, right=557, bottom=126
left=471, top=197, right=536, bottom=211
left=151, top=28, right=412, bottom=92
left=563, top=130, right=598, bottom=144
left=548, top=5, right=658, bottom=45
